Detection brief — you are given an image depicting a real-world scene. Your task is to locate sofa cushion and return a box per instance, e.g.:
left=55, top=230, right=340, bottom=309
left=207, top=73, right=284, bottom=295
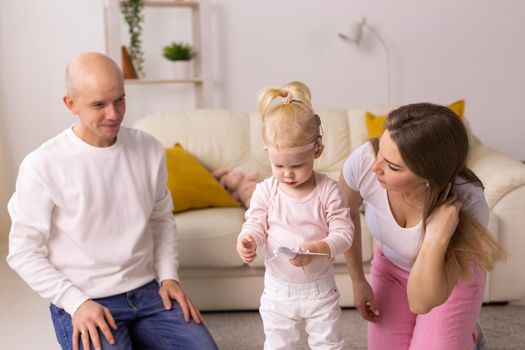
left=166, top=143, right=240, bottom=213
left=175, top=207, right=247, bottom=267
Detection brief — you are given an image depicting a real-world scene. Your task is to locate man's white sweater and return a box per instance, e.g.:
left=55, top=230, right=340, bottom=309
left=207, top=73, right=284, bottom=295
left=7, top=126, right=178, bottom=315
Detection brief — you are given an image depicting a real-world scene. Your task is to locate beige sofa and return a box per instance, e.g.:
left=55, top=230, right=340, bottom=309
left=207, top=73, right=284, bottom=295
left=133, top=107, right=525, bottom=311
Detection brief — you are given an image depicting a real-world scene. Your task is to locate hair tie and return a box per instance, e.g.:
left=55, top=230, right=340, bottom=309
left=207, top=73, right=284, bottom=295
left=282, top=95, right=293, bottom=105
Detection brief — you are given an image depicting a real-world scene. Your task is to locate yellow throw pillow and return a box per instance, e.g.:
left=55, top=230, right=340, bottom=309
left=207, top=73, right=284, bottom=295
left=447, top=99, right=465, bottom=120
left=365, top=99, right=465, bottom=138
left=365, top=111, right=388, bottom=139
left=165, top=143, right=240, bottom=213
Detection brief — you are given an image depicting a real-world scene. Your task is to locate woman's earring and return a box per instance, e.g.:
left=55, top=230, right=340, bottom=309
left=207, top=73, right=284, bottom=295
left=425, top=181, right=429, bottom=188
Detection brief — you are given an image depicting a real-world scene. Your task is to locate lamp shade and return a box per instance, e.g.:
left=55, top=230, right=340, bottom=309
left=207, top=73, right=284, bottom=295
left=338, top=17, right=366, bottom=44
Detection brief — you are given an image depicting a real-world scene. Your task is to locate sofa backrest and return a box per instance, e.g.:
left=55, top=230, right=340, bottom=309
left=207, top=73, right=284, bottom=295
left=132, top=106, right=476, bottom=181
left=133, top=107, right=390, bottom=180
left=133, top=109, right=252, bottom=173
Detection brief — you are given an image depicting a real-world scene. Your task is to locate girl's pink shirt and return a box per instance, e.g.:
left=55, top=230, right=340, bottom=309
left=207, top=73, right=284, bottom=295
left=240, top=172, right=354, bottom=283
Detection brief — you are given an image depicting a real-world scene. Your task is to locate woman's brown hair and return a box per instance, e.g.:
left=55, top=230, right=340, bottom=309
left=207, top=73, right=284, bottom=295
left=384, top=103, right=506, bottom=287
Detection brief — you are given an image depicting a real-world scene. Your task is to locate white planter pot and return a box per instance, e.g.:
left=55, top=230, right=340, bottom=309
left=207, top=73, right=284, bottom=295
left=172, top=61, right=193, bottom=80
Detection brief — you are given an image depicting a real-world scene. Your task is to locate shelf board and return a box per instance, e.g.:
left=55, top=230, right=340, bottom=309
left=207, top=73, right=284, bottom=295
left=124, top=78, right=203, bottom=85
left=119, top=1, right=199, bottom=9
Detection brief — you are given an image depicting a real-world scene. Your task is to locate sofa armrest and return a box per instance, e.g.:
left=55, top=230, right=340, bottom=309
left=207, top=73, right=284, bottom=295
left=468, top=144, right=525, bottom=301
left=467, top=145, right=525, bottom=210
left=489, top=186, right=525, bottom=301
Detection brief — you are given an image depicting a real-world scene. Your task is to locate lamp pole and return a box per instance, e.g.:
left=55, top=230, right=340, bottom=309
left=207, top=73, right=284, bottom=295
left=364, top=24, right=391, bottom=105
left=339, top=17, right=392, bottom=105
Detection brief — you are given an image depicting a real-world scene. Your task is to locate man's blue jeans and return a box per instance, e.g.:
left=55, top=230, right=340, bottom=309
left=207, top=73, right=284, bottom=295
left=50, top=281, right=218, bottom=350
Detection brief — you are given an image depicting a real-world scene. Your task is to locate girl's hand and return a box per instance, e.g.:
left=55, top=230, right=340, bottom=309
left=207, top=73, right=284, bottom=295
left=353, top=278, right=380, bottom=322
left=288, top=253, right=315, bottom=267
left=288, top=241, right=329, bottom=267
left=236, top=234, right=256, bottom=264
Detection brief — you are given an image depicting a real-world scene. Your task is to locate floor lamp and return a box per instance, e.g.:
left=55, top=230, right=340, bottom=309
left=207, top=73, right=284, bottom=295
left=339, top=17, right=392, bottom=105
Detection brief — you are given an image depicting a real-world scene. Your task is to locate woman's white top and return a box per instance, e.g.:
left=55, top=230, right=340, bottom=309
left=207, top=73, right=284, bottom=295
left=342, top=142, right=489, bottom=271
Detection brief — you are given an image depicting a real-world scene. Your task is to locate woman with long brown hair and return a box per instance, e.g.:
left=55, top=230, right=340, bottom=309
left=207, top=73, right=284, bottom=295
left=339, top=103, right=505, bottom=349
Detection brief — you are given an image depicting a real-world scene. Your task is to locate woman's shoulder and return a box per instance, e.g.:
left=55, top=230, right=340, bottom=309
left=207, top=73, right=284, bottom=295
left=454, top=177, right=485, bottom=204
left=345, top=141, right=376, bottom=169
left=342, top=141, right=377, bottom=191
left=455, top=176, right=489, bottom=227
left=353, top=141, right=375, bottom=158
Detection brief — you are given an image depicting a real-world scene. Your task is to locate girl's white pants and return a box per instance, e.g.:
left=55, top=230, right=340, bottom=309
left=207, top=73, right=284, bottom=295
left=260, top=273, right=345, bottom=350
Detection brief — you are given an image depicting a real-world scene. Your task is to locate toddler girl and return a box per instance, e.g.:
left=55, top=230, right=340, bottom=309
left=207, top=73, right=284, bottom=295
left=236, top=81, right=354, bottom=349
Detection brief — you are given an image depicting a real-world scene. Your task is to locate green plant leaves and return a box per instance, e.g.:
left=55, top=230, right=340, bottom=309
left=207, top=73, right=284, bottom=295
left=162, top=42, right=196, bottom=61
left=121, top=0, right=145, bottom=77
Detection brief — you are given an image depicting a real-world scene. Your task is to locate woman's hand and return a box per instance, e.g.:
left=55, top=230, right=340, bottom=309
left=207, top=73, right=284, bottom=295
left=353, top=278, right=380, bottom=322
left=425, top=186, right=463, bottom=245
left=408, top=185, right=463, bottom=313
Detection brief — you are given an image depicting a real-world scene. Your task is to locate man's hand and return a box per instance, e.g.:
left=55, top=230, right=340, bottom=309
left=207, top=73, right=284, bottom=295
left=159, top=279, right=202, bottom=324
left=236, top=234, right=256, bottom=264
left=72, top=299, right=117, bottom=350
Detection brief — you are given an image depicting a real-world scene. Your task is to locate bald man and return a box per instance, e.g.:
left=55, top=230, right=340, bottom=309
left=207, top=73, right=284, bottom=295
left=7, top=53, right=218, bottom=350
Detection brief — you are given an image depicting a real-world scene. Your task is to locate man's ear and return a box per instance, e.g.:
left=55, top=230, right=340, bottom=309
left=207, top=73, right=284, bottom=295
left=63, top=95, right=79, bottom=115
left=314, top=144, right=325, bottom=159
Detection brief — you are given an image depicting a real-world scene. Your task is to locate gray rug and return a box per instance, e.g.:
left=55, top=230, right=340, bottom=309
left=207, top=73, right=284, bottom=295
left=203, top=303, right=525, bottom=349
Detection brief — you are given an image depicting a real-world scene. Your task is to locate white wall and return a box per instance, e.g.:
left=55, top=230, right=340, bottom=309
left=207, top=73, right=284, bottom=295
left=210, top=0, right=525, bottom=159
left=0, top=0, right=106, bottom=239
left=0, top=146, right=9, bottom=242
left=1, top=0, right=524, bottom=229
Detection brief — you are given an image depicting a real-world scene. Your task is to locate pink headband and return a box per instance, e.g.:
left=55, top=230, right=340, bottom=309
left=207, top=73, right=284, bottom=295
left=265, top=142, right=316, bottom=155
left=264, top=136, right=322, bottom=155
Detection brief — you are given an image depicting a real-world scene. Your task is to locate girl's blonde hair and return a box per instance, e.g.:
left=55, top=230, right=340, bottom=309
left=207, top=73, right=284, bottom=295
left=257, top=81, right=320, bottom=149
left=383, top=103, right=506, bottom=287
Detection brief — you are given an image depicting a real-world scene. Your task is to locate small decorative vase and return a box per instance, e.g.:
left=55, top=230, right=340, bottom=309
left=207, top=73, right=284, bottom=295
left=172, top=61, right=192, bottom=80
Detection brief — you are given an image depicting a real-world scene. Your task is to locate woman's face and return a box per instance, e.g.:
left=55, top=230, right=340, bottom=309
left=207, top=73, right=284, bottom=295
left=371, top=130, right=427, bottom=193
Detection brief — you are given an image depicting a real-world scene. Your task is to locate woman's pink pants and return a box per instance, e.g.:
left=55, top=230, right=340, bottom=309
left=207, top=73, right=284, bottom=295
left=368, top=249, right=485, bottom=350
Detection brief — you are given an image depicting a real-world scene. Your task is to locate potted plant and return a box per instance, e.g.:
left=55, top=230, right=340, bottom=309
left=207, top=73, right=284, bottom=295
left=121, top=0, right=145, bottom=78
left=162, top=42, right=196, bottom=79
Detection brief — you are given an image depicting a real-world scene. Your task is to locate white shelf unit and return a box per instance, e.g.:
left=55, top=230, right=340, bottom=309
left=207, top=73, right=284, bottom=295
left=103, top=0, right=213, bottom=107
